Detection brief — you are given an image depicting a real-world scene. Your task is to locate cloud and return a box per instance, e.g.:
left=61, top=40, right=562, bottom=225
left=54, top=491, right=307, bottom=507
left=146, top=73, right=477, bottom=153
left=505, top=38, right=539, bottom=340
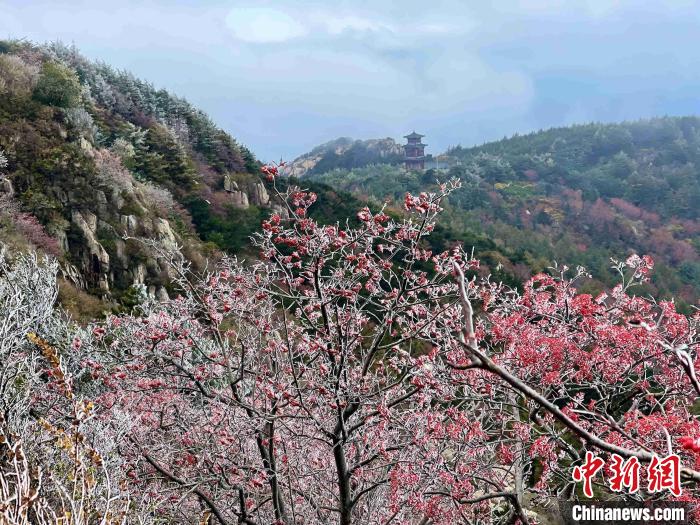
left=225, top=7, right=308, bottom=43
left=316, top=13, right=395, bottom=35
left=507, top=0, right=623, bottom=16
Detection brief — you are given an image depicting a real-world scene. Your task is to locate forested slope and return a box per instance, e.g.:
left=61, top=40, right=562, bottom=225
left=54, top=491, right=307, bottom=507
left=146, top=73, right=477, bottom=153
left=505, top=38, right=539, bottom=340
left=307, top=118, right=700, bottom=308
left=3, top=38, right=698, bottom=311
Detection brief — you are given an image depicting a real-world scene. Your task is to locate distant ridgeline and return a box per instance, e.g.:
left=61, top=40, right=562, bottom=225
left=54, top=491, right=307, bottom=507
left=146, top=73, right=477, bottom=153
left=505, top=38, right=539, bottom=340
left=283, top=137, right=405, bottom=177
left=284, top=133, right=460, bottom=177
left=305, top=118, right=700, bottom=309
left=0, top=40, right=364, bottom=316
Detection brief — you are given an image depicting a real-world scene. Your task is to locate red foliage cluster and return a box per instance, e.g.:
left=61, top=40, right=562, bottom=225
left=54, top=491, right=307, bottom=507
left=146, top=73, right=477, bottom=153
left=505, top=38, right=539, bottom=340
left=14, top=211, right=62, bottom=258
left=261, top=161, right=285, bottom=182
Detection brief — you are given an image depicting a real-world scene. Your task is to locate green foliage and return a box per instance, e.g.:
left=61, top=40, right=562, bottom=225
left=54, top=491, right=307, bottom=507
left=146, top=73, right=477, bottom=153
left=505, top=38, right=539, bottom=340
left=680, top=261, right=700, bottom=284
left=449, top=118, right=700, bottom=220
left=131, top=124, right=196, bottom=190
left=119, top=195, right=146, bottom=217
left=115, top=284, right=147, bottom=312
left=96, top=226, right=118, bottom=253
left=32, top=61, right=81, bottom=108
left=46, top=41, right=258, bottom=175
left=0, top=40, right=262, bottom=312
left=185, top=196, right=264, bottom=254
left=285, top=177, right=366, bottom=227
left=310, top=118, right=700, bottom=304
left=0, top=40, right=15, bottom=54
left=3, top=38, right=698, bottom=310
left=306, top=164, right=422, bottom=199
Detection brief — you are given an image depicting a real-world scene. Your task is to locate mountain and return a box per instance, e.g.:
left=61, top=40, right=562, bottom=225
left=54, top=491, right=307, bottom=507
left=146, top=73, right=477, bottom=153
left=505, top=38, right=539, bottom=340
left=3, top=39, right=698, bottom=314
left=0, top=40, right=374, bottom=317
left=285, top=136, right=403, bottom=177
left=0, top=40, right=276, bottom=315
left=306, top=118, right=700, bottom=309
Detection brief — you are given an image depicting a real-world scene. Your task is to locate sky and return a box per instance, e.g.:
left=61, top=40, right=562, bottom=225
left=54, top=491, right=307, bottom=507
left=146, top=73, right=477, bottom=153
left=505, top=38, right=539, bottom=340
left=2, top=0, right=700, bottom=161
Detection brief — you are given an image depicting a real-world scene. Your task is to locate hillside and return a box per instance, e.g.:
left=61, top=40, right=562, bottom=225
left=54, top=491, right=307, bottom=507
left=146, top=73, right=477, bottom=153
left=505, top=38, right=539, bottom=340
left=306, top=118, right=700, bottom=309
left=3, top=39, right=698, bottom=311
left=0, top=40, right=379, bottom=317
left=284, top=136, right=403, bottom=177
left=0, top=40, right=273, bottom=314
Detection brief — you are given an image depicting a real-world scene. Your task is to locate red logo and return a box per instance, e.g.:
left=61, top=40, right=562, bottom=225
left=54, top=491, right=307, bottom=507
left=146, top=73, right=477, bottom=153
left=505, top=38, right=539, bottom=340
left=573, top=452, right=681, bottom=497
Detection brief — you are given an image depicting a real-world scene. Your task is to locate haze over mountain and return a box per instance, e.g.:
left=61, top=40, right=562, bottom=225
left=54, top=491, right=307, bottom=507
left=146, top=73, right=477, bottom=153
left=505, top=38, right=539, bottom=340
left=3, top=1, right=700, bottom=161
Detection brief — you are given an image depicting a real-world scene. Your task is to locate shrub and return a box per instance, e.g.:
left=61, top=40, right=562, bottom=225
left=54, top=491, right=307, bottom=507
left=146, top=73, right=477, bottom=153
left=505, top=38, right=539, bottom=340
left=137, top=180, right=193, bottom=229
left=14, top=212, right=62, bottom=258
left=57, top=278, right=109, bottom=322
left=0, top=194, right=61, bottom=258
left=110, top=137, right=135, bottom=162
left=136, top=180, right=177, bottom=217
left=0, top=334, right=131, bottom=524
left=32, top=61, right=81, bottom=108
left=0, top=54, right=39, bottom=97
left=63, top=106, right=99, bottom=141
left=93, top=148, right=134, bottom=192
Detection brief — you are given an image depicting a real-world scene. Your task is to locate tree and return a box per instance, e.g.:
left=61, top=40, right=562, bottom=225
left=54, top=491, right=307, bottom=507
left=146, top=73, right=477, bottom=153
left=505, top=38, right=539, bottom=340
left=624, top=173, right=670, bottom=209
left=32, top=61, right=82, bottom=108
left=0, top=249, right=58, bottom=441
left=85, top=181, right=530, bottom=524
left=79, top=177, right=700, bottom=524
left=0, top=250, right=131, bottom=523
left=131, top=124, right=196, bottom=190
left=592, top=125, right=633, bottom=158
left=64, top=106, right=99, bottom=142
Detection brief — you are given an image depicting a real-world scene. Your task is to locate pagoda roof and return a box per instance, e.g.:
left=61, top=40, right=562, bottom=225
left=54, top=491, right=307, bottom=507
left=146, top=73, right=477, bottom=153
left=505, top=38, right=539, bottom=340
left=404, top=131, right=425, bottom=139
left=403, top=144, right=427, bottom=149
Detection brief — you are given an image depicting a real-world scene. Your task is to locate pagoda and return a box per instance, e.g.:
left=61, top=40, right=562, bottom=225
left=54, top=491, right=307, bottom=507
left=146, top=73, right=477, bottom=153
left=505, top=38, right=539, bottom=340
left=403, top=131, right=426, bottom=171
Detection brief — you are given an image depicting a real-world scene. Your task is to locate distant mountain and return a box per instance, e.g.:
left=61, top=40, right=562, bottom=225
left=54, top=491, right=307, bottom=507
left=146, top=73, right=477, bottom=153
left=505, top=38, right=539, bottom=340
left=306, top=118, right=700, bottom=309
left=285, top=136, right=403, bottom=177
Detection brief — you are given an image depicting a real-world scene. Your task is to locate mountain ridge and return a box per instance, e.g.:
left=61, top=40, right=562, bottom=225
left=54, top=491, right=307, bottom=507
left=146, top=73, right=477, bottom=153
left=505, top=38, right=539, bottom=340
left=285, top=136, right=404, bottom=177
left=0, top=40, right=379, bottom=317
left=305, top=117, right=700, bottom=308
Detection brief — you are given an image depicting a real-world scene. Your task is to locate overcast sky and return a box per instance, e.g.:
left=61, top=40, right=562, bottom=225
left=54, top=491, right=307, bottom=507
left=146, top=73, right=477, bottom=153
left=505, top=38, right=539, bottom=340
left=2, top=1, right=700, bottom=161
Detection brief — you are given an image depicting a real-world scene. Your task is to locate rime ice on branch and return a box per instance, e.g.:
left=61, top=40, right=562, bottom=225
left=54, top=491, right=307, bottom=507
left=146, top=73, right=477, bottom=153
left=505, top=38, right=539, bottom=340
left=79, top=172, right=700, bottom=524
